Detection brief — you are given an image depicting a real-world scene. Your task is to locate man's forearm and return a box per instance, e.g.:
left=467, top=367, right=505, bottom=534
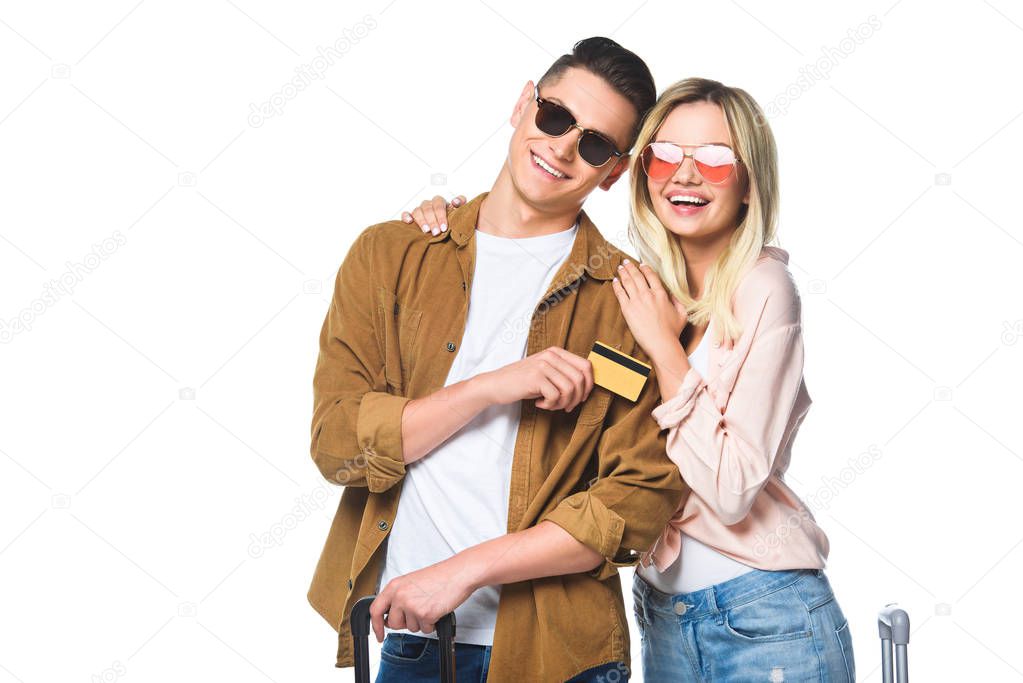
left=400, top=373, right=495, bottom=464
left=451, top=521, right=603, bottom=590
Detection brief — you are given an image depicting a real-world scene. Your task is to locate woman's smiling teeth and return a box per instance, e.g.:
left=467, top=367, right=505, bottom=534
left=533, top=153, right=567, bottom=179
left=668, top=194, right=709, bottom=206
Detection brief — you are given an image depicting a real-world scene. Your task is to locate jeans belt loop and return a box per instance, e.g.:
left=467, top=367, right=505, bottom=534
left=711, top=586, right=725, bottom=625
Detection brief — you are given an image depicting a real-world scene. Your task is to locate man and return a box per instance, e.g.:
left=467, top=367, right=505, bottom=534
left=307, top=37, right=687, bottom=682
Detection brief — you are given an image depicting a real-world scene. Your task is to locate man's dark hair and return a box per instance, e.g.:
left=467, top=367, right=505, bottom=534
left=538, top=36, right=656, bottom=149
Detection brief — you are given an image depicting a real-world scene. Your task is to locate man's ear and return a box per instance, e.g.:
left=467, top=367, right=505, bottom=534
left=510, top=80, right=535, bottom=128
left=599, top=154, right=631, bottom=191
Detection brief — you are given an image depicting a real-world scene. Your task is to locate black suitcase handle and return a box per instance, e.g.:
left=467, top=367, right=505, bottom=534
left=350, top=595, right=457, bottom=683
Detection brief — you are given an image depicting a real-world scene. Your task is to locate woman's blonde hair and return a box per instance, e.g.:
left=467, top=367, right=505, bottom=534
left=627, top=77, right=779, bottom=345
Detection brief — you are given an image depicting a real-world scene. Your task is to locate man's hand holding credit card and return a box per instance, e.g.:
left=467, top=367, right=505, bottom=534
left=587, top=341, right=651, bottom=402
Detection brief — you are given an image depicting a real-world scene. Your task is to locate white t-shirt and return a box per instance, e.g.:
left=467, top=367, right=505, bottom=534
left=635, top=328, right=755, bottom=594
left=379, top=221, right=579, bottom=645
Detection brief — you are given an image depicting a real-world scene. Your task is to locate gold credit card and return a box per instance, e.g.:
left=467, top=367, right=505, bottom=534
left=587, top=341, right=651, bottom=402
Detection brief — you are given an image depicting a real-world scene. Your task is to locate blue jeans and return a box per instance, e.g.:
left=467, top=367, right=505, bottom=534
left=633, top=568, right=855, bottom=682
left=375, top=633, right=629, bottom=682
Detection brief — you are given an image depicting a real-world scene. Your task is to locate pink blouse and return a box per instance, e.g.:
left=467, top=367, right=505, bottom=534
left=640, top=246, right=830, bottom=574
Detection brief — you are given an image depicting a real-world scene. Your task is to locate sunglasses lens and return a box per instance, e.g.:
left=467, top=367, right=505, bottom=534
left=642, top=142, right=684, bottom=180
left=578, top=132, right=615, bottom=166
left=535, top=100, right=574, bottom=137
left=693, top=145, right=736, bottom=183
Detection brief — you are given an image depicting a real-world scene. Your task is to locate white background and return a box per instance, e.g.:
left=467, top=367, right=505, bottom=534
left=1, top=0, right=1021, bottom=681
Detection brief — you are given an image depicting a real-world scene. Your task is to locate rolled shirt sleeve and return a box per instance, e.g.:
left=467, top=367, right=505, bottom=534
left=653, top=323, right=806, bottom=526
left=542, top=364, right=688, bottom=581
left=309, top=229, right=410, bottom=492
left=649, top=365, right=707, bottom=430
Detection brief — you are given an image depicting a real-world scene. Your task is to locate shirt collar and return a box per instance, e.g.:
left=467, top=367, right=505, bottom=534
left=433, top=191, right=619, bottom=282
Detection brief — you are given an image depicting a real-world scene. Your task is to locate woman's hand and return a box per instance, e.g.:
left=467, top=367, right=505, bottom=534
left=611, top=259, right=689, bottom=361
left=401, top=194, right=467, bottom=235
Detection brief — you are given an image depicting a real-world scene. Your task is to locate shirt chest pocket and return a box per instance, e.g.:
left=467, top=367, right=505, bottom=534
left=376, top=288, right=423, bottom=393
left=576, top=385, right=613, bottom=426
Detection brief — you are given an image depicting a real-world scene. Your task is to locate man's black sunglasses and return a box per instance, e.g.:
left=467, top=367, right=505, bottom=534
left=533, top=85, right=625, bottom=167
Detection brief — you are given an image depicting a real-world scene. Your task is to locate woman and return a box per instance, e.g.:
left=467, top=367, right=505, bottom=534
left=403, top=78, right=855, bottom=682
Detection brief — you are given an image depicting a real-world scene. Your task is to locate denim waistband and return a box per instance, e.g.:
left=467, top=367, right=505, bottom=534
left=634, top=567, right=833, bottom=623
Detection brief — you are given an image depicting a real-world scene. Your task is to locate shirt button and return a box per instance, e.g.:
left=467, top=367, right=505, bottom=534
left=377, top=520, right=389, bottom=531
left=347, top=578, right=353, bottom=590
left=461, top=282, right=466, bottom=291
left=674, top=602, right=688, bottom=615
left=713, top=341, right=720, bottom=348
left=446, top=342, right=456, bottom=352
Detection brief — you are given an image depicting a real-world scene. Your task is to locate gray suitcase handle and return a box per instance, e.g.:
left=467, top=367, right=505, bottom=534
left=350, top=595, right=456, bottom=683
left=877, top=604, right=910, bottom=683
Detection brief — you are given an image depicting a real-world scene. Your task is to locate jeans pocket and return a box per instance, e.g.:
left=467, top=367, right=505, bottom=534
left=380, top=634, right=432, bottom=664
left=723, top=586, right=813, bottom=643
left=835, top=620, right=855, bottom=681
left=632, top=605, right=648, bottom=642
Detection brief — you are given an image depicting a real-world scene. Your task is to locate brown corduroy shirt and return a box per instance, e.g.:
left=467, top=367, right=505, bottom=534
left=307, top=192, right=687, bottom=682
